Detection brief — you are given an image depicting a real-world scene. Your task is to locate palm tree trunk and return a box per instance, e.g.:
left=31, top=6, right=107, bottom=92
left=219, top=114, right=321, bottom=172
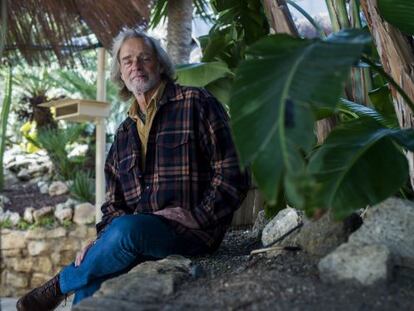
left=167, top=0, right=193, bottom=65
left=361, top=0, right=414, bottom=190
left=262, top=0, right=299, bottom=35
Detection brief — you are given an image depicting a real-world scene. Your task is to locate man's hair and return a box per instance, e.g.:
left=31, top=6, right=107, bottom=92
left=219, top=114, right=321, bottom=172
left=110, top=28, right=175, bottom=101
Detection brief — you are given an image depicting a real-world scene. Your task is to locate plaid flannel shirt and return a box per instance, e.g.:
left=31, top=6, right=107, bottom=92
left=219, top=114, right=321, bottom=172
left=96, top=82, right=250, bottom=250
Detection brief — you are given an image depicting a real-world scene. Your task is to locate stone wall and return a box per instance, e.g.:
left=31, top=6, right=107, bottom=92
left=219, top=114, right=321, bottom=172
left=0, top=225, right=96, bottom=296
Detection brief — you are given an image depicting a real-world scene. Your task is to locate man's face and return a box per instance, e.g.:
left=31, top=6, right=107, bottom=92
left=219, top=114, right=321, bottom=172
left=119, top=37, right=161, bottom=95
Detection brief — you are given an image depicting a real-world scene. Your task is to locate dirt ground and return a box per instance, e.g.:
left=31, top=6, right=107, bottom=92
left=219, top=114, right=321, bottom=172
left=162, top=230, right=414, bottom=311
left=2, top=181, right=69, bottom=215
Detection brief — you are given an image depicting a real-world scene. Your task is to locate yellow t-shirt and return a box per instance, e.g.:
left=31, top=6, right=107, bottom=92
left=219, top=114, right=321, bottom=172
left=128, top=81, right=166, bottom=169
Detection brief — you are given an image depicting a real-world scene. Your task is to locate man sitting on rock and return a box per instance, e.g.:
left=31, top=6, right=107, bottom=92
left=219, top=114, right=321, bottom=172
left=16, top=28, right=250, bottom=310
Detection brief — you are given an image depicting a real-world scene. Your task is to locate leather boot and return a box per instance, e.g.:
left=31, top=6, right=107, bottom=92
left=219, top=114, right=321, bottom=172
left=16, top=274, right=66, bottom=311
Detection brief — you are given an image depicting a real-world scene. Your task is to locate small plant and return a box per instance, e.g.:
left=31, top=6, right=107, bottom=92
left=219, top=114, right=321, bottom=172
left=16, top=219, right=31, bottom=230
left=35, top=216, right=56, bottom=229
left=62, top=219, right=73, bottom=229
left=0, top=218, right=13, bottom=229
left=70, top=170, right=95, bottom=204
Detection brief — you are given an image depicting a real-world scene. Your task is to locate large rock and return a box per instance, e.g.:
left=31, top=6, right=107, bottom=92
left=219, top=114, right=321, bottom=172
left=74, top=255, right=192, bottom=311
left=5, top=271, right=29, bottom=288
left=54, top=203, right=73, bottom=223
left=0, top=210, right=21, bottom=226
left=280, top=211, right=362, bottom=258
left=349, top=197, right=414, bottom=260
left=17, top=168, right=31, bottom=181
left=318, top=242, right=391, bottom=285
left=28, top=240, right=49, bottom=256
left=1, top=230, right=26, bottom=249
left=48, top=181, right=69, bottom=196
left=33, top=206, right=54, bottom=223
left=261, top=207, right=302, bottom=247
left=23, top=207, right=35, bottom=223
left=73, top=203, right=95, bottom=225
left=250, top=210, right=269, bottom=239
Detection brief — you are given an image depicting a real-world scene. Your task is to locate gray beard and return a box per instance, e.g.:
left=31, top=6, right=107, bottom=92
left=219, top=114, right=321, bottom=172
left=125, top=77, right=160, bottom=95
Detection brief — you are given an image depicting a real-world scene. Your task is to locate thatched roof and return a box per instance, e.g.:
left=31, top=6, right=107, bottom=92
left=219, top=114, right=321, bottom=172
left=3, top=0, right=151, bottom=66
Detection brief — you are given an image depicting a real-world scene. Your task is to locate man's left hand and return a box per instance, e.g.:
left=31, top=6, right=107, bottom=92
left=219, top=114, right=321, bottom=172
left=153, top=207, right=200, bottom=229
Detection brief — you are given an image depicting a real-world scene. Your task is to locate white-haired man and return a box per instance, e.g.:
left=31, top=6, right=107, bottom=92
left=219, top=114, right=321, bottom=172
left=17, top=28, right=250, bottom=310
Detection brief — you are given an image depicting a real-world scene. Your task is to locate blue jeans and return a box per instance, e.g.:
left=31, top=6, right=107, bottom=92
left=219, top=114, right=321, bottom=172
left=59, top=214, right=208, bottom=305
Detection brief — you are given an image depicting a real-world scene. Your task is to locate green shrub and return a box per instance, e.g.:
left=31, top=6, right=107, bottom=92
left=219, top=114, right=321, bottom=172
left=27, top=124, right=87, bottom=180
left=70, top=170, right=95, bottom=204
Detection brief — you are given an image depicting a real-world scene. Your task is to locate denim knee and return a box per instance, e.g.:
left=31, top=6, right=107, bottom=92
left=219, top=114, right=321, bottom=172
left=105, top=214, right=161, bottom=250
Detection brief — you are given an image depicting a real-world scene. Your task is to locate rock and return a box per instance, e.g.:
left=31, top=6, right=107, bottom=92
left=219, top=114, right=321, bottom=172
left=7, top=211, right=21, bottom=226
left=28, top=241, right=49, bottom=256
left=261, top=207, right=302, bottom=247
left=349, top=197, right=414, bottom=260
left=280, top=211, right=362, bottom=258
left=31, top=273, right=51, bottom=288
left=318, top=242, right=391, bottom=285
left=55, top=208, right=73, bottom=223
left=74, top=256, right=192, bottom=310
left=68, top=226, right=88, bottom=238
left=48, top=227, right=67, bottom=238
left=34, top=256, right=53, bottom=274
left=73, top=203, right=95, bottom=225
left=1, top=230, right=26, bottom=249
left=27, top=163, right=49, bottom=177
left=10, top=258, right=33, bottom=273
left=23, top=207, right=35, bottom=223
left=68, top=143, right=88, bottom=157
left=250, top=210, right=269, bottom=239
left=5, top=271, right=28, bottom=288
left=3, top=169, right=19, bottom=186
left=40, top=183, right=49, bottom=194
left=0, top=194, right=11, bottom=206
left=33, top=206, right=54, bottom=223
left=48, top=181, right=69, bottom=196
left=77, top=255, right=192, bottom=309
left=17, top=168, right=31, bottom=181
left=25, top=227, right=47, bottom=239
left=1, top=249, right=22, bottom=257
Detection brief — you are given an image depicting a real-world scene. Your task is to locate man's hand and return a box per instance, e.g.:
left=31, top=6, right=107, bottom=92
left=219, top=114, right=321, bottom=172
left=154, top=207, right=200, bottom=229
left=75, top=240, right=95, bottom=267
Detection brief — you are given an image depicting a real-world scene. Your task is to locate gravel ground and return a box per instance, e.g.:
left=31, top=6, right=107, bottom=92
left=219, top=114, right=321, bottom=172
left=162, top=230, right=414, bottom=311
left=2, top=182, right=69, bottom=215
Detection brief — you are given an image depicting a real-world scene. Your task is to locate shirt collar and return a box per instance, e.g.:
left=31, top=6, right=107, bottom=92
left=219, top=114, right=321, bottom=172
left=128, top=80, right=166, bottom=121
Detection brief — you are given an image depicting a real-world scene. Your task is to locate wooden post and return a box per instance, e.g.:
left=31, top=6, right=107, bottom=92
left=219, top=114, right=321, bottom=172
left=95, top=47, right=107, bottom=223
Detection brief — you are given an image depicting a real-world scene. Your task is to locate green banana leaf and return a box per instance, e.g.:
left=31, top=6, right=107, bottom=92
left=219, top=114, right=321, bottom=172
left=229, top=29, right=369, bottom=204
left=176, top=62, right=232, bottom=87
left=338, top=98, right=398, bottom=128
left=378, top=0, right=414, bottom=35
left=308, top=117, right=414, bottom=218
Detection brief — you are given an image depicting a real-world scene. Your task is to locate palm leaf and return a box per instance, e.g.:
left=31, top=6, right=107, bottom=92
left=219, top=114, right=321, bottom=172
left=378, top=0, right=414, bottom=35
left=308, top=117, right=414, bottom=218
left=229, top=29, right=369, bottom=204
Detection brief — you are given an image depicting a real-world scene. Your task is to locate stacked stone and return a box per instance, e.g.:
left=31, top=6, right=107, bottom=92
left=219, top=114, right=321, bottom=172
left=0, top=225, right=96, bottom=296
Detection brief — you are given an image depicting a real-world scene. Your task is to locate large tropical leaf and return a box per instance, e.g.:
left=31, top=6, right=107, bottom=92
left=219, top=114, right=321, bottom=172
left=229, top=29, right=369, bottom=203
left=338, top=98, right=398, bottom=128
left=378, top=0, right=414, bottom=35
left=308, top=118, right=414, bottom=218
left=175, top=62, right=232, bottom=87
